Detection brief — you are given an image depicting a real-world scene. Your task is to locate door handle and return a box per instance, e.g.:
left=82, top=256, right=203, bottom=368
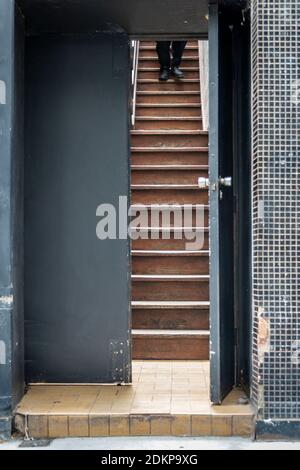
left=219, top=177, right=232, bottom=187
left=198, top=177, right=210, bottom=189
left=198, top=176, right=232, bottom=189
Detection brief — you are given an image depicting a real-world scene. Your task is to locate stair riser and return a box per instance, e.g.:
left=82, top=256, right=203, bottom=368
left=137, top=94, right=200, bottom=104
left=139, top=49, right=199, bottom=58
left=138, top=82, right=200, bottom=92
left=131, top=189, right=208, bottom=205
left=136, top=106, right=201, bottom=117
left=132, top=281, right=209, bottom=301
left=132, top=336, right=209, bottom=360
left=139, top=59, right=199, bottom=68
left=134, top=119, right=202, bottom=130
left=132, top=233, right=209, bottom=251
left=132, top=309, right=209, bottom=330
left=131, top=134, right=208, bottom=147
left=130, top=209, right=209, bottom=227
left=140, top=41, right=198, bottom=47
left=132, top=256, right=209, bottom=275
left=138, top=70, right=200, bottom=80
left=132, top=169, right=208, bottom=185
left=131, top=152, right=208, bottom=166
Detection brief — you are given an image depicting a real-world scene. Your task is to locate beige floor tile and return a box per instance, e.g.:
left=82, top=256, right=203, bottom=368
left=171, top=415, right=191, bottom=436
left=68, top=415, right=89, bottom=437
left=150, top=416, right=172, bottom=435
left=89, top=415, right=109, bottom=436
left=130, top=416, right=151, bottom=436
left=110, top=416, right=130, bottom=436
left=48, top=416, right=69, bottom=438
left=17, top=361, right=255, bottom=439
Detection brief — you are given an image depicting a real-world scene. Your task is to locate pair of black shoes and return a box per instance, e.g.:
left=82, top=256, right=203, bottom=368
left=159, top=66, right=184, bottom=81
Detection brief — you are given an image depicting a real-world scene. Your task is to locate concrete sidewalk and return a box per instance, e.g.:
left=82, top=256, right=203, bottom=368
left=1, top=436, right=300, bottom=450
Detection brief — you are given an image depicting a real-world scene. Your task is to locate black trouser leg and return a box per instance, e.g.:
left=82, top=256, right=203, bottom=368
left=171, top=41, right=187, bottom=67
left=156, top=41, right=171, bottom=69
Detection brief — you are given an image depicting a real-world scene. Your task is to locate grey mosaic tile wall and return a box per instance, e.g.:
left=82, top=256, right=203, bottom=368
left=251, top=0, right=300, bottom=419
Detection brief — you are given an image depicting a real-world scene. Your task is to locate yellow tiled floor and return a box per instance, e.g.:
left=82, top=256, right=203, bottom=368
left=15, top=361, right=254, bottom=438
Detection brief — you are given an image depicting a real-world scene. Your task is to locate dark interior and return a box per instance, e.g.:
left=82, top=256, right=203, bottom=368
left=16, top=0, right=208, bottom=38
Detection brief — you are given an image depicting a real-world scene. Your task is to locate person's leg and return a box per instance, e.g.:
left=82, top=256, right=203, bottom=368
left=156, top=41, right=171, bottom=80
left=171, top=41, right=187, bottom=66
left=171, top=41, right=187, bottom=78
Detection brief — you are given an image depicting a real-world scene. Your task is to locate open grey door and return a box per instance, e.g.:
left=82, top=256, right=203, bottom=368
left=209, top=2, right=235, bottom=404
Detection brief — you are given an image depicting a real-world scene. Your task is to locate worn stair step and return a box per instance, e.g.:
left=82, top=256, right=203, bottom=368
left=130, top=227, right=208, bottom=237
left=131, top=168, right=208, bottom=185
left=139, top=58, right=199, bottom=68
left=132, top=300, right=210, bottom=308
left=131, top=250, right=209, bottom=257
left=131, top=134, right=207, bottom=147
left=132, top=274, right=209, bottom=281
left=139, top=50, right=199, bottom=59
left=132, top=253, right=209, bottom=275
left=137, top=79, right=200, bottom=92
left=139, top=45, right=198, bottom=54
left=136, top=103, right=201, bottom=117
left=137, top=91, right=200, bottom=105
left=132, top=183, right=200, bottom=189
left=130, top=206, right=209, bottom=227
left=131, top=150, right=208, bottom=166
left=132, top=307, right=209, bottom=330
left=139, top=41, right=198, bottom=47
left=131, top=164, right=208, bottom=170
left=132, top=232, right=209, bottom=251
left=131, top=188, right=208, bottom=205
left=132, top=277, right=209, bottom=302
left=131, top=146, right=207, bottom=153
left=134, top=116, right=202, bottom=130
left=132, top=329, right=209, bottom=360
left=138, top=69, right=199, bottom=80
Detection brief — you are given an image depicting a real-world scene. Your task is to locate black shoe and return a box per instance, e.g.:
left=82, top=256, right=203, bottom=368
left=171, top=66, right=184, bottom=80
left=159, top=68, right=170, bottom=81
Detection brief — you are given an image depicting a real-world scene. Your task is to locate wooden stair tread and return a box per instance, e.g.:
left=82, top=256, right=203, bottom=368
left=131, top=130, right=206, bottom=135
left=130, top=228, right=208, bottom=233
left=139, top=45, right=199, bottom=50
left=131, top=147, right=207, bottom=153
left=135, top=116, right=201, bottom=120
left=137, top=91, right=200, bottom=95
left=132, top=329, right=209, bottom=336
left=131, top=204, right=209, bottom=209
left=136, top=103, right=201, bottom=108
left=132, top=300, right=210, bottom=309
left=131, top=184, right=201, bottom=189
left=132, top=274, right=209, bottom=281
left=131, top=165, right=208, bottom=171
left=139, top=56, right=199, bottom=60
left=137, top=79, right=200, bottom=83
left=132, top=250, right=209, bottom=257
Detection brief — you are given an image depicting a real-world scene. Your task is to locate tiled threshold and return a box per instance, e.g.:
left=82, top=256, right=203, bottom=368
left=14, top=361, right=254, bottom=438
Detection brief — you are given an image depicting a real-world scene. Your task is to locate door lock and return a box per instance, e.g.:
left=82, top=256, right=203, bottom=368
left=219, top=177, right=232, bottom=187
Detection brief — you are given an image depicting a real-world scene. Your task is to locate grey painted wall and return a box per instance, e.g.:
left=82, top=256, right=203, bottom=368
left=24, top=32, right=131, bottom=384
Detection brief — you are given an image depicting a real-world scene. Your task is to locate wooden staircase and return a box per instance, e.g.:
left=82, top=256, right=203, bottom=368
left=131, top=41, right=209, bottom=360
